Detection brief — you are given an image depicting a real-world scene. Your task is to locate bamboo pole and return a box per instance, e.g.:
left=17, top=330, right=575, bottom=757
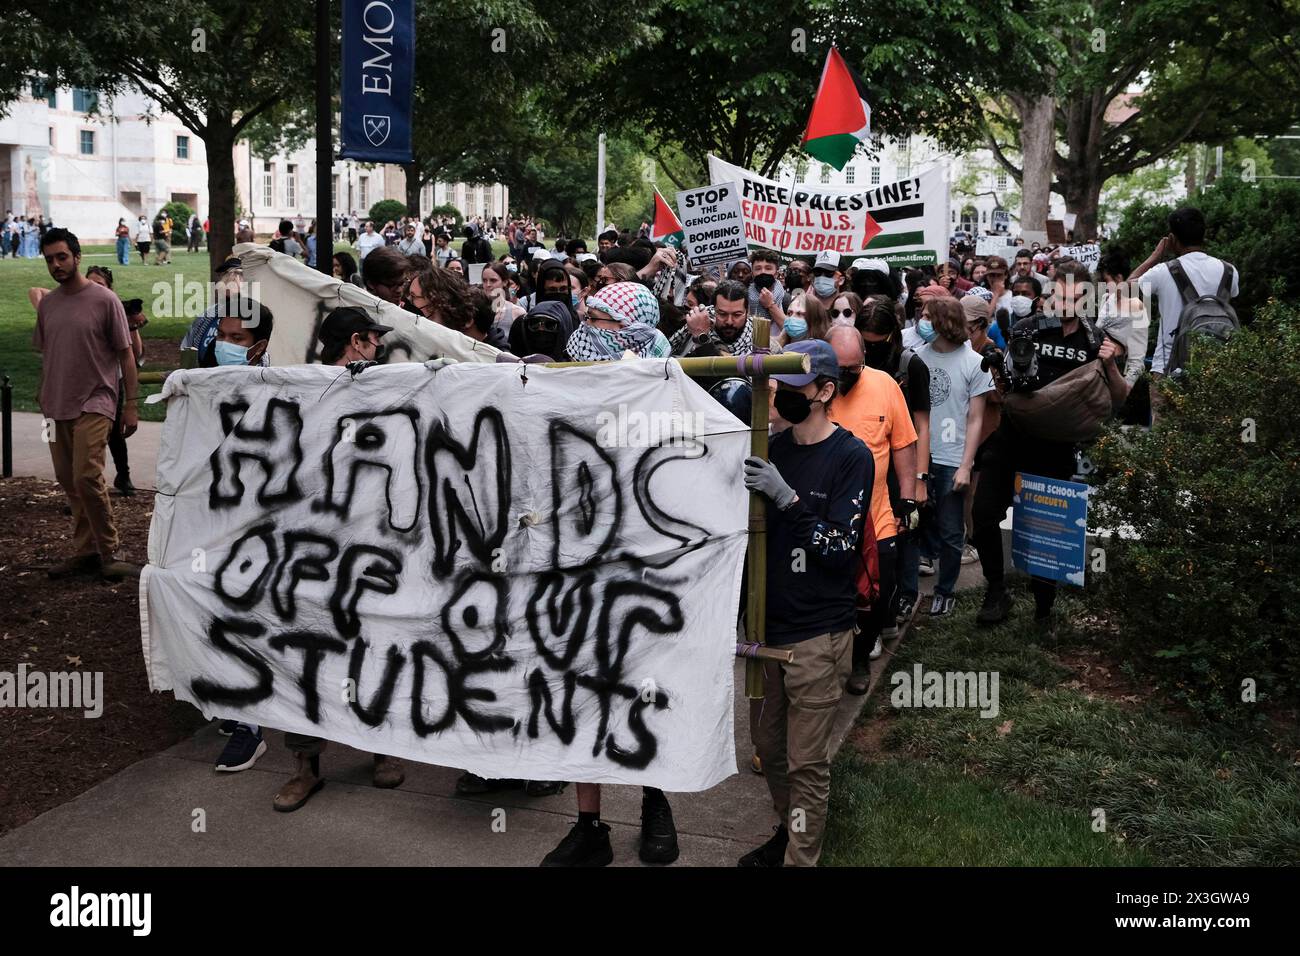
left=540, top=353, right=807, bottom=375
left=744, top=318, right=771, bottom=700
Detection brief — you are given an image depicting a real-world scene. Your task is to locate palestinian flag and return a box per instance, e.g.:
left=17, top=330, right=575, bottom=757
left=802, top=46, right=871, bottom=171
left=649, top=188, right=684, bottom=248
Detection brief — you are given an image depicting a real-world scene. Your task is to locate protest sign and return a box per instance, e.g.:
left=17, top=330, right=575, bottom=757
left=142, top=360, right=749, bottom=790
left=676, top=182, right=747, bottom=266
left=1058, top=244, right=1101, bottom=270
left=975, top=236, right=1018, bottom=259
left=707, top=155, right=947, bottom=267
left=1011, top=472, right=1089, bottom=586
left=233, top=244, right=499, bottom=367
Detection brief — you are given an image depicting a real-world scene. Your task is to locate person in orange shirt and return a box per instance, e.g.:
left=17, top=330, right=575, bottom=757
left=825, top=325, right=920, bottom=694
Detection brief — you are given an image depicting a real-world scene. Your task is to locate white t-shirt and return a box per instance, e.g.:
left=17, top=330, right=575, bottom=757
left=136, top=221, right=150, bottom=242
left=1140, top=252, right=1239, bottom=374
left=917, top=341, right=994, bottom=468
left=356, top=232, right=385, bottom=259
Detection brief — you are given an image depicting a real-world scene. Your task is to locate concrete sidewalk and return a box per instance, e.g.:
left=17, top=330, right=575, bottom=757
left=0, top=650, right=904, bottom=867
left=7, top=411, right=162, bottom=489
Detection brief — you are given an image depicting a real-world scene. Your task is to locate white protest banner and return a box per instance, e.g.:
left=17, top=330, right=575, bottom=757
left=233, top=243, right=499, bottom=367
left=142, top=360, right=748, bottom=791
left=975, top=236, right=1018, bottom=259
left=675, top=182, right=747, bottom=267
left=1059, top=243, right=1101, bottom=270
left=707, top=154, right=948, bottom=267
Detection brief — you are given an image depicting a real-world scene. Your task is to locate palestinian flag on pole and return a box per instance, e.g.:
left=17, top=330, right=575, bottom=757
left=802, top=46, right=871, bottom=171
left=649, top=187, right=684, bottom=248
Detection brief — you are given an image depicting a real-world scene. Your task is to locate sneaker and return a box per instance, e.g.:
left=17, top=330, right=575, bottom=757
left=738, top=825, right=788, bottom=867
left=929, top=595, right=956, bottom=617
left=217, top=719, right=237, bottom=736
left=897, top=596, right=916, bottom=624
left=47, top=553, right=100, bottom=579
left=113, top=472, right=137, bottom=497
left=215, top=724, right=266, bottom=772
left=869, top=636, right=884, bottom=661
left=846, top=662, right=870, bottom=695
left=639, top=791, right=679, bottom=864
left=524, top=780, right=566, bottom=797
left=918, top=557, right=936, bottom=577
left=540, top=819, right=613, bottom=867
left=976, top=588, right=1011, bottom=626
left=961, top=543, right=979, bottom=565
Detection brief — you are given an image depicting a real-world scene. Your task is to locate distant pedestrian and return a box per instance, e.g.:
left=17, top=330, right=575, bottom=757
left=114, top=218, right=131, bottom=265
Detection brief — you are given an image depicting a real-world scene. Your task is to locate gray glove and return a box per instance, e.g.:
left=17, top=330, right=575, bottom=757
left=743, top=455, right=797, bottom=510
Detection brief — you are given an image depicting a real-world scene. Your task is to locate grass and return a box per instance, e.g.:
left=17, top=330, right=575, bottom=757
left=823, top=581, right=1300, bottom=866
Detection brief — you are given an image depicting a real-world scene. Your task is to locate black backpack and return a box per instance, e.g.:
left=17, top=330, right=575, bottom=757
left=894, top=346, right=916, bottom=391
left=1166, top=260, right=1239, bottom=378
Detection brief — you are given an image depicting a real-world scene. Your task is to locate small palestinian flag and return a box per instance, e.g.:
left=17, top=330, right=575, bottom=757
left=649, top=188, right=684, bottom=248
left=802, top=46, right=872, bottom=171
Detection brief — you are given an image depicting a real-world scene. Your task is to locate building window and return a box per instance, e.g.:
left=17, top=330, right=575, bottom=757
left=820, top=165, right=831, bottom=184
left=48, top=127, right=55, bottom=146
left=332, top=174, right=340, bottom=211
left=176, top=135, right=189, bottom=160
left=262, top=161, right=273, bottom=208
left=72, top=88, right=98, bottom=113
left=795, top=159, right=808, bottom=180
left=79, top=129, right=95, bottom=155
left=32, top=78, right=57, bottom=108
left=995, top=170, right=1008, bottom=190
left=359, top=176, right=369, bottom=210
left=871, top=133, right=883, bottom=151
left=870, top=166, right=881, bottom=186
left=286, top=164, right=297, bottom=208
left=981, top=209, right=988, bottom=223
left=845, top=166, right=856, bottom=185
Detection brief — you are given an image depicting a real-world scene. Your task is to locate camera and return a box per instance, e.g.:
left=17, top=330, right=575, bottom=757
left=997, top=311, right=1062, bottom=391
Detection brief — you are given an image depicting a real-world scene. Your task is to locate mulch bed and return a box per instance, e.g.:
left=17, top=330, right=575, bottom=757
left=0, top=476, right=204, bottom=836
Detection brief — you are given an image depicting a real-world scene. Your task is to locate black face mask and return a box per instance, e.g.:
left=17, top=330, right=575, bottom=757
left=840, top=369, right=861, bottom=392
left=786, top=273, right=805, bottom=291
left=774, top=388, right=819, bottom=424
left=752, top=273, right=776, bottom=292
left=864, top=339, right=894, bottom=370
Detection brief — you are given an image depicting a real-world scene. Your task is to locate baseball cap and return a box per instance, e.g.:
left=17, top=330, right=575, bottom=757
left=214, top=256, right=242, bottom=276
left=319, top=307, right=393, bottom=347
left=850, top=257, right=890, bottom=276
left=814, top=250, right=841, bottom=272
left=773, top=339, right=839, bottom=387
left=531, top=247, right=552, bottom=262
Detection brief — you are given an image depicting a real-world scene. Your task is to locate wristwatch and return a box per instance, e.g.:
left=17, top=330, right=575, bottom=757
left=916, top=472, right=930, bottom=482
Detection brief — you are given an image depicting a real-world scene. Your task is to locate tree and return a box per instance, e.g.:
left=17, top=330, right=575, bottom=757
left=2, top=0, right=315, bottom=274
left=569, top=0, right=1048, bottom=178
left=984, top=0, right=1300, bottom=238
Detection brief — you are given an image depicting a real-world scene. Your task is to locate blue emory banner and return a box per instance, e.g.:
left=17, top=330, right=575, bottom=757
left=340, top=0, right=414, bottom=164
left=1011, top=472, right=1089, bottom=586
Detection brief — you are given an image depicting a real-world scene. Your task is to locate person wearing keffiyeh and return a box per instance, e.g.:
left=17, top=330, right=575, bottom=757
left=563, top=281, right=671, bottom=361
left=668, top=279, right=756, bottom=357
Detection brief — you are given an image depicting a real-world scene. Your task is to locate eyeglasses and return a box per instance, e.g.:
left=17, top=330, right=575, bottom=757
left=527, top=317, right=560, bottom=333
left=831, top=308, right=855, bottom=319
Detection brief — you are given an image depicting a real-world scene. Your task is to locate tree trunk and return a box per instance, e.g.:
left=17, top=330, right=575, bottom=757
left=205, top=119, right=238, bottom=278
left=1063, top=173, right=1103, bottom=241
left=1016, top=94, right=1055, bottom=234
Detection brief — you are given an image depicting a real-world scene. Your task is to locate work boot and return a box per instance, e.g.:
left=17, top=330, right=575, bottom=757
left=639, top=789, right=679, bottom=864
left=524, top=780, right=566, bottom=797
left=738, top=825, right=788, bottom=867
left=372, top=754, right=405, bottom=789
left=846, top=662, right=871, bottom=696
left=273, top=753, right=324, bottom=812
left=976, top=586, right=1011, bottom=626
left=114, top=472, right=136, bottom=497
left=540, top=819, right=613, bottom=867
left=100, top=558, right=141, bottom=582
left=47, top=553, right=100, bottom=579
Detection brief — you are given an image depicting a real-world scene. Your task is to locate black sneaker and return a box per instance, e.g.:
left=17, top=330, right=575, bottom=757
left=114, top=472, right=136, bottom=497
left=214, top=724, right=266, bottom=772
left=455, top=772, right=523, bottom=795
left=639, top=791, right=679, bottom=864
left=540, top=819, right=613, bottom=867
left=217, top=719, right=237, bottom=736
left=738, top=825, right=788, bottom=867
left=976, top=588, right=1011, bottom=626
left=524, top=780, right=567, bottom=797
left=896, top=596, right=916, bottom=625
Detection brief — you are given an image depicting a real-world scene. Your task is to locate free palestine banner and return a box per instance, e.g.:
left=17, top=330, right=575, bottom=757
left=141, top=361, right=748, bottom=791
left=708, top=154, right=948, bottom=267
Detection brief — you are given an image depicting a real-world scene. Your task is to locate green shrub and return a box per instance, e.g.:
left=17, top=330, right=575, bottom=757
left=162, top=200, right=195, bottom=244
left=367, top=199, right=407, bottom=225
left=428, top=202, right=463, bottom=226
left=1089, top=300, right=1300, bottom=717
left=1108, top=177, right=1300, bottom=323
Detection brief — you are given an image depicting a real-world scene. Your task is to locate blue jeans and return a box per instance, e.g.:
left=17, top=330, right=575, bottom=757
left=929, top=463, right=966, bottom=598
left=115, top=236, right=130, bottom=265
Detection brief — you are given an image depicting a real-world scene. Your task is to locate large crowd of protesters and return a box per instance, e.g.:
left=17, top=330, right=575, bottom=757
left=26, top=198, right=1238, bottom=867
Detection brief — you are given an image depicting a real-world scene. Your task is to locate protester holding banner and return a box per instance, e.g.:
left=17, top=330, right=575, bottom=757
left=361, top=246, right=410, bottom=306
left=740, top=338, right=873, bottom=867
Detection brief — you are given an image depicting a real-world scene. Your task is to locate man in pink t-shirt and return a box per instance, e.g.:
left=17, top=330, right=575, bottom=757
left=31, top=228, right=140, bottom=581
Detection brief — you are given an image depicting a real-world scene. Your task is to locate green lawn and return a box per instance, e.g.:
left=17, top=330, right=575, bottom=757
left=823, top=581, right=1300, bottom=866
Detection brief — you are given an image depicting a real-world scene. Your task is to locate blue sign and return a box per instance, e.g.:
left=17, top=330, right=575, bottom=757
left=340, top=0, right=414, bottom=164
left=1011, top=472, right=1089, bottom=585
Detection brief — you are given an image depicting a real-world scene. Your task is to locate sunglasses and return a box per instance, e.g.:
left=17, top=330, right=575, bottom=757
left=831, top=308, right=855, bottom=319
left=527, top=316, right=560, bottom=333
left=814, top=269, right=836, bottom=278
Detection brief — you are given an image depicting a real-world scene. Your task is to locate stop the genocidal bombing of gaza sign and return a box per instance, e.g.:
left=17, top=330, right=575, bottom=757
left=708, top=154, right=948, bottom=267
left=142, top=361, right=749, bottom=791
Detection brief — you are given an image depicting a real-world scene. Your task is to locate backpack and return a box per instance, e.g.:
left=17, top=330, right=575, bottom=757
left=1166, top=260, right=1239, bottom=378
left=893, top=346, right=916, bottom=392
left=854, top=498, right=881, bottom=612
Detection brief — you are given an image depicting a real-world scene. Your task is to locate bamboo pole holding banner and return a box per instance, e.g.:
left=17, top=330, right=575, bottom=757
left=744, top=317, right=771, bottom=700
left=541, top=352, right=807, bottom=376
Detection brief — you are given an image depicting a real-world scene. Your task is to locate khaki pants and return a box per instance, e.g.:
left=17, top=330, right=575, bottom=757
left=753, top=628, right=853, bottom=866
left=50, top=413, right=118, bottom=559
